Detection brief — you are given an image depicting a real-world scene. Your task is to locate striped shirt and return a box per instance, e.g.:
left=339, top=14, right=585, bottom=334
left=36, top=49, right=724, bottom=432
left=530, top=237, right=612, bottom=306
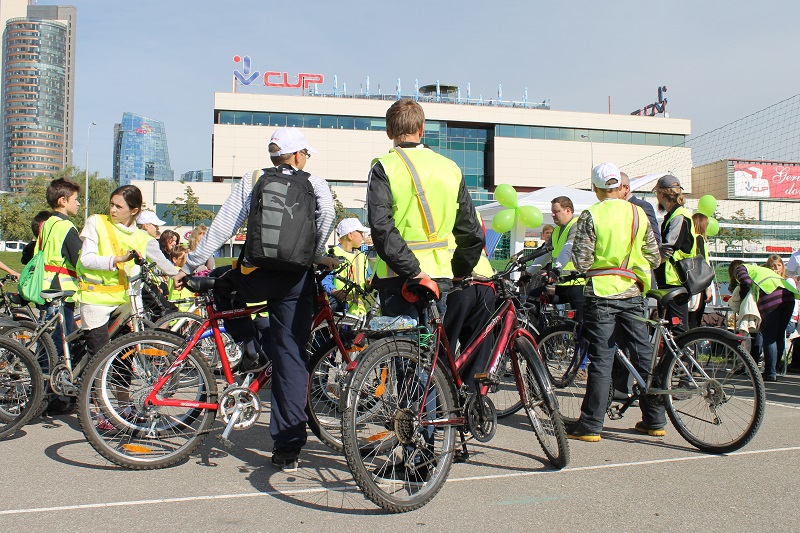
left=734, top=265, right=796, bottom=315
left=183, top=167, right=335, bottom=273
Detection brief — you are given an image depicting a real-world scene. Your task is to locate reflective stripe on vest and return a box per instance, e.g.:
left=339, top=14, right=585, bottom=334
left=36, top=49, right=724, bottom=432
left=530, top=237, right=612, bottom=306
left=664, top=206, right=697, bottom=286
left=551, top=217, right=585, bottom=286
left=744, top=264, right=800, bottom=300
left=373, top=147, right=461, bottom=279
left=77, top=215, right=152, bottom=306
left=587, top=200, right=652, bottom=297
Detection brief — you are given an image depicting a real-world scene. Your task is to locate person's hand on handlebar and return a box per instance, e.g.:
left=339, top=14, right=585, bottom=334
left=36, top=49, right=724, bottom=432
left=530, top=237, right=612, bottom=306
left=317, top=256, right=340, bottom=271
left=172, top=270, right=187, bottom=291
left=114, top=249, right=141, bottom=264
left=541, top=267, right=560, bottom=284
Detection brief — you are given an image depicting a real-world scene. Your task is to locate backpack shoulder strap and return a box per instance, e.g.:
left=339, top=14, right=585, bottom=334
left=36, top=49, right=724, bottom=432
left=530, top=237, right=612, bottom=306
left=99, top=215, right=127, bottom=287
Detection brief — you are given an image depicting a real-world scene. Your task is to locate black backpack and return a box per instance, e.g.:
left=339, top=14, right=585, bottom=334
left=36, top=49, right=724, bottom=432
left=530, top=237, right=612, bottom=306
left=243, top=165, right=317, bottom=271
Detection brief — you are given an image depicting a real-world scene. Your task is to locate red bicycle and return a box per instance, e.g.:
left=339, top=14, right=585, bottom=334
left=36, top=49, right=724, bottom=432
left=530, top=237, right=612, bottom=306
left=76, top=266, right=373, bottom=469
left=341, top=245, right=569, bottom=512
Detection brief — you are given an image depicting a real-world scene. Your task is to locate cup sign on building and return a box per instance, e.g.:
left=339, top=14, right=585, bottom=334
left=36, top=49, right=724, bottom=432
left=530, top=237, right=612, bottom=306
left=232, top=55, right=324, bottom=90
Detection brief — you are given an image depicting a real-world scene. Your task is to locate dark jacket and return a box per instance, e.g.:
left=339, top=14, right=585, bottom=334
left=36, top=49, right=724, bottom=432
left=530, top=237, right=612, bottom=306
left=367, top=142, right=485, bottom=288
left=628, top=195, right=662, bottom=246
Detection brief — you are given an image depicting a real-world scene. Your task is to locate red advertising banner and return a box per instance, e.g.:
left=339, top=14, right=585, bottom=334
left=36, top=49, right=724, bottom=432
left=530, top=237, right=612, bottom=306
left=733, top=163, right=800, bottom=199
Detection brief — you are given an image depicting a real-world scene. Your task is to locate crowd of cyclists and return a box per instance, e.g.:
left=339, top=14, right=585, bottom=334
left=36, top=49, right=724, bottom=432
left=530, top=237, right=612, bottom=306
left=0, top=97, right=794, bottom=512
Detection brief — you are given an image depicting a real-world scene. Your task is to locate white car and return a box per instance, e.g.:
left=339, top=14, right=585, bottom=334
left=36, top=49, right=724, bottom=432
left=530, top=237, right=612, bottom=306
left=0, top=241, right=26, bottom=252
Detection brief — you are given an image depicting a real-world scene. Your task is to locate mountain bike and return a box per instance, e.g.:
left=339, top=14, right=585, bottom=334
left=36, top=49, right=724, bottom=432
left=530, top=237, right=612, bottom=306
left=0, top=335, right=44, bottom=440
left=340, top=245, right=568, bottom=513
left=76, top=264, right=375, bottom=469
left=538, top=285, right=766, bottom=453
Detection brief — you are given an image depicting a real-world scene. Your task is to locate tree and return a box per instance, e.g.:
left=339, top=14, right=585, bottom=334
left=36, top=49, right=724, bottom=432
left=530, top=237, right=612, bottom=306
left=716, top=208, right=761, bottom=251
left=0, top=167, right=115, bottom=240
left=164, top=186, right=215, bottom=228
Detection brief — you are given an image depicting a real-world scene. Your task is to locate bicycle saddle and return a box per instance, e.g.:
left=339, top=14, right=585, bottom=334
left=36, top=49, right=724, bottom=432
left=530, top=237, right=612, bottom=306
left=402, top=277, right=441, bottom=303
left=646, top=287, right=689, bottom=307
left=40, top=289, right=76, bottom=301
left=186, top=276, right=217, bottom=294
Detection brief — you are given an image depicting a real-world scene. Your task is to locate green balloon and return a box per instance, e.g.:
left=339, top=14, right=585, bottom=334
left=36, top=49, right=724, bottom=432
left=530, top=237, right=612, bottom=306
left=495, top=184, right=518, bottom=209
left=697, top=195, right=717, bottom=217
left=706, top=217, right=719, bottom=237
left=492, top=209, right=516, bottom=233
left=517, top=205, right=543, bottom=228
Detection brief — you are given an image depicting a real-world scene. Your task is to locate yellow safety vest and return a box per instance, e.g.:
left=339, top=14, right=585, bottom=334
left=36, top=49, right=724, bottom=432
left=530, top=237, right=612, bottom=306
left=744, top=264, right=800, bottom=299
left=551, top=217, right=585, bottom=287
left=586, top=199, right=652, bottom=297
left=167, top=277, right=196, bottom=312
left=373, top=146, right=461, bottom=280
left=77, top=215, right=152, bottom=306
left=332, top=245, right=369, bottom=316
left=38, top=216, right=79, bottom=299
left=663, top=206, right=697, bottom=286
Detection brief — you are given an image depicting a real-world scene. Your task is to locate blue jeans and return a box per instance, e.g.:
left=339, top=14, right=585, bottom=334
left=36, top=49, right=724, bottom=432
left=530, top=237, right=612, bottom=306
left=580, top=295, right=666, bottom=433
left=760, top=300, right=794, bottom=379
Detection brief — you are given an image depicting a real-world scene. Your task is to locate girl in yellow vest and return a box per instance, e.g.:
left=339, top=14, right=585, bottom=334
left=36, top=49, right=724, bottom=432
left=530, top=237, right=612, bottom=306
left=77, top=185, right=182, bottom=357
left=729, top=259, right=800, bottom=382
left=168, top=246, right=196, bottom=311
left=653, top=175, right=696, bottom=334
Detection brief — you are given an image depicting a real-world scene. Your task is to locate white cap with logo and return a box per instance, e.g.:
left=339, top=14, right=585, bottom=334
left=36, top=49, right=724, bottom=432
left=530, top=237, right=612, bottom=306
left=137, top=210, right=166, bottom=226
left=268, top=127, right=318, bottom=156
left=591, top=162, right=622, bottom=190
left=336, top=218, right=370, bottom=239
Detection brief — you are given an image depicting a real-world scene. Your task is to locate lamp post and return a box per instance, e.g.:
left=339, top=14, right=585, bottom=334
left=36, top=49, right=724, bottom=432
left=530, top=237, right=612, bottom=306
left=230, top=154, right=236, bottom=257
left=85, top=121, right=97, bottom=221
left=580, top=134, right=594, bottom=169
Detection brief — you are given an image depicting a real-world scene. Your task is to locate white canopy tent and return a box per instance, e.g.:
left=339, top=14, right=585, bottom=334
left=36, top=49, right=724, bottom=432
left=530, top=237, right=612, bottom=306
left=476, top=173, right=668, bottom=257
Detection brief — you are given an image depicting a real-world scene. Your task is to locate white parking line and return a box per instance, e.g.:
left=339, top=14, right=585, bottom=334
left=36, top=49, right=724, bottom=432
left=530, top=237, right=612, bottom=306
left=2, top=445, right=799, bottom=517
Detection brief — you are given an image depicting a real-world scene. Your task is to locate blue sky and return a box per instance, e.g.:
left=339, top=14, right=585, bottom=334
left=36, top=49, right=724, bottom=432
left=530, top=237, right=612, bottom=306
left=66, top=0, right=799, bottom=179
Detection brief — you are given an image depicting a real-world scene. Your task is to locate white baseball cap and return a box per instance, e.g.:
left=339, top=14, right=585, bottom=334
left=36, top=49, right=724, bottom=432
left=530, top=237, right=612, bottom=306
left=336, top=218, right=370, bottom=239
left=268, top=127, right=318, bottom=156
left=137, top=210, right=166, bottom=226
left=591, top=162, right=622, bottom=189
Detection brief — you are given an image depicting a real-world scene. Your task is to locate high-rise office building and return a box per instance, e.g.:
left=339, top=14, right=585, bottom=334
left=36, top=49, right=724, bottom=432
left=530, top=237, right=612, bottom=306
left=181, top=169, right=213, bottom=182
left=1, top=3, right=76, bottom=193
left=113, top=112, right=174, bottom=185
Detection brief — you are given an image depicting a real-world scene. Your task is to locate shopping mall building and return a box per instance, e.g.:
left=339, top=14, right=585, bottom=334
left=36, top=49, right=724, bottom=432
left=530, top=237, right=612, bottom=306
left=136, top=85, right=800, bottom=260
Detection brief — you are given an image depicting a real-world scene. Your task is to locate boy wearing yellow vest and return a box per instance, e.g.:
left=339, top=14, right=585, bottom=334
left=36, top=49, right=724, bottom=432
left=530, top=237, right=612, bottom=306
left=324, top=217, right=372, bottom=316
left=568, top=163, right=663, bottom=442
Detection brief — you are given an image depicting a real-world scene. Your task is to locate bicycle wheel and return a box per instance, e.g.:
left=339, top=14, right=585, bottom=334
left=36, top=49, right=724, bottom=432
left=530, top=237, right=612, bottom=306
left=512, top=336, right=570, bottom=468
left=341, top=336, right=458, bottom=513
left=537, top=323, right=587, bottom=424
left=306, top=338, right=348, bottom=452
left=664, top=329, right=766, bottom=454
left=77, top=330, right=218, bottom=469
left=154, top=312, right=242, bottom=372
left=307, top=314, right=362, bottom=356
left=485, top=344, right=523, bottom=418
left=2, top=322, right=57, bottom=418
left=0, top=336, right=44, bottom=439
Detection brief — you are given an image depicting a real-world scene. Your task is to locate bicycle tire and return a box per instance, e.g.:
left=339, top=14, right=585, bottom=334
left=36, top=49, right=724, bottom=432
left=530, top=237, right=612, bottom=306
left=77, top=330, right=218, bottom=469
left=1, top=321, right=58, bottom=418
left=306, top=338, right=347, bottom=452
left=0, top=336, right=44, bottom=440
left=512, top=336, right=570, bottom=468
left=537, top=323, right=587, bottom=424
left=664, top=329, right=765, bottom=454
left=341, top=336, right=457, bottom=513
left=154, top=312, right=242, bottom=372
left=307, top=314, right=362, bottom=357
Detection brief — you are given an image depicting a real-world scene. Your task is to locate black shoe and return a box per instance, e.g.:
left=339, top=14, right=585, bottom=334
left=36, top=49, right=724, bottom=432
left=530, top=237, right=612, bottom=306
left=612, top=389, right=632, bottom=402
left=566, top=422, right=601, bottom=442
left=240, top=353, right=269, bottom=374
left=46, top=396, right=76, bottom=416
left=271, top=449, right=299, bottom=471
left=453, top=449, right=470, bottom=464
left=762, top=374, right=778, bottom=383
left=373, top=460, right=433, bottom=485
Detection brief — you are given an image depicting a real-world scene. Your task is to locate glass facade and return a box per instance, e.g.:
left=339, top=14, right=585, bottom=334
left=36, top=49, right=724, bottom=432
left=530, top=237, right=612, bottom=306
left=422, top=123, right=493, bottom=205
left=181, top=169, right=213, bottom=182
left=2, top=19, right=68, bottom=193
left=113, top=112, right=174, bottom=185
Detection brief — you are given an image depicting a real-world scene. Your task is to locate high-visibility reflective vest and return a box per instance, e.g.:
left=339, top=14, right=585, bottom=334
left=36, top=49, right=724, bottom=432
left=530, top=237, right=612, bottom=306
left=551, top=217, right=585, bottom=287
left=38, top=216, right=79, bottom=299
left=586, top=199, right=652, bottom=297
left=332, top=245, right=369, bottom=316
left=744, top=264, right=800, bottom=300
left=447, top=238, right=494, bottom=278
left=167, top=277, right=195, bottom=312
left=373, top=146, right=461, bottom=279
left=663, top=206, right=697, bottom=286
left=77, top=215, right=152, bottom=307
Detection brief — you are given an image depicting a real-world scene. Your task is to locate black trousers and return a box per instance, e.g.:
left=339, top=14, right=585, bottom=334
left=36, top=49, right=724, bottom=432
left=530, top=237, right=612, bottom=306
left=443, top=284, right=495, bottom=392
left=213, top=267, right=314, bottom=453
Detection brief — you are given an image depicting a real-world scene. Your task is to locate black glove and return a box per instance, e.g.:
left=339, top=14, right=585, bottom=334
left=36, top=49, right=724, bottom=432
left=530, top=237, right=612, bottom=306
left=544, top=268, right=561, bottom=284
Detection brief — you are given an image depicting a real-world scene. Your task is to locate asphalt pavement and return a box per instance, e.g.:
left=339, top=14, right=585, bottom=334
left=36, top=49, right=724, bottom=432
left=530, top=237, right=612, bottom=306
left=2, top=374, right=799, bottom=532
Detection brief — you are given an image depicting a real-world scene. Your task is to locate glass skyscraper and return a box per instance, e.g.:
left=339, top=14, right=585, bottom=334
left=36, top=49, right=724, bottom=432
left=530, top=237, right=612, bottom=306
left=1, top=5, right=77, bottom=193
left=113, top=112, right=174, bottom=185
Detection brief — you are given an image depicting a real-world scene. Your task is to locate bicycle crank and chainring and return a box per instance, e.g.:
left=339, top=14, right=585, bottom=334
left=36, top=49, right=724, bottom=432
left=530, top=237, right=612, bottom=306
left=466, top=395, right=497, bottom=443
left=218, top=386, right=261, bottom=430
left=49, top=363, right=77, bottom=396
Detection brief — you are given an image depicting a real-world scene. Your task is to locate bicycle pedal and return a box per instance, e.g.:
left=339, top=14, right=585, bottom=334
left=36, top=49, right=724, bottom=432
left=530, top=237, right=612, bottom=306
left=473, top=373, right=499, bottom=386
left=216, top=435, right=234, bottom=449
left=453, top=449, right=470, bottom=464
left=607, top=406, right=623, bottom=421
